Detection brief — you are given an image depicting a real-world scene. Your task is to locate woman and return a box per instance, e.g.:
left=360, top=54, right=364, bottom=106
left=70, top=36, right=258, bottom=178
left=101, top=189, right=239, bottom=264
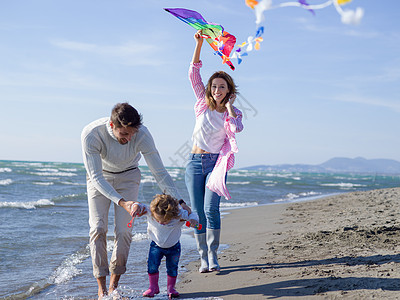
left=185, top=30, right=244, bottom=273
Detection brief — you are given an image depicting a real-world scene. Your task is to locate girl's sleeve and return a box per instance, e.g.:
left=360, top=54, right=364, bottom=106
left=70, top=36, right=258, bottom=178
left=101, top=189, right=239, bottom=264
left=226, top=107, right=244, bottom=133
left=188, top=61, right=205, bottom=100
left=179, top=208, right=199, bottom=222
left=188, top=211, right=199, bottom=222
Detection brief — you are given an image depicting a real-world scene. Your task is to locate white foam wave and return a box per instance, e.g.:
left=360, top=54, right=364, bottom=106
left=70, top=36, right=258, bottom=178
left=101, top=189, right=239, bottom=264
left=166, top=168, right=182, bottom=178
left=132, top=232, right=149, bottom=241
left=60, top=181, right=86, bottom=186
left=38, top=168, right=59, bottom=172
left=263, top=180, right=276, bottom=186
left=0, top=167, right=12, bottom=172
left=0, top=179, right=12, bottom=185
left=321, top=182, right=366, bottom=188
left=59, top=168, right=78, bottom=172
left=33, top=182, right=54, bottom=186
left=229, top=171, right=255, bottom=178
left=265, top=173, right=293, bottom=178
left=30, top=171, right=77, bottom=177
left=0, top=199, right=55, bottom=209
left=228, top=181, right=251, bottom=185
left=274, top=191, right=321, bottom=203
left=12, top=162, right=44, bottom=167
left=220, top=202, right=258, bottom=208
left=141, top=177, right=156, bottom=184
left=49, top=245, right=90, bottom=284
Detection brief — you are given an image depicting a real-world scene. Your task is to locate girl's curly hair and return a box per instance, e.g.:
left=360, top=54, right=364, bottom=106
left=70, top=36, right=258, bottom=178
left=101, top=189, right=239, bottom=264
left=150, top=193, right=180, bottom=223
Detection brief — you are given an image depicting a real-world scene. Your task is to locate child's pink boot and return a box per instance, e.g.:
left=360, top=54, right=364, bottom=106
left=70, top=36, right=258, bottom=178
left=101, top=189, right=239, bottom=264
left=143, top=272, right=160, bottom=297
left=167, top=275, right=180, bottom=298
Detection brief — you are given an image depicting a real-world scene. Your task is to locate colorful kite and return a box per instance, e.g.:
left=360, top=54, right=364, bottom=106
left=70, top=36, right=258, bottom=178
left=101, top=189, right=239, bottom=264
left=233, top=0, right=364, bottom=65
left=164, top=8, right=236, bottom=70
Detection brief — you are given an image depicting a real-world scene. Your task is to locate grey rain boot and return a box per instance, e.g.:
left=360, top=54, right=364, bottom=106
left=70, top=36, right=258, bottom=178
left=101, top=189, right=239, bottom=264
left=194, top=233, right=209, bottom=273
left=207, top=228, right=221, bottom=271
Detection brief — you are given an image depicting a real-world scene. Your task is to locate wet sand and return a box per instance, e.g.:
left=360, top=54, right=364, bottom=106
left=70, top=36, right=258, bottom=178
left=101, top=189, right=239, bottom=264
left=177, top=187, right=400, bottom=299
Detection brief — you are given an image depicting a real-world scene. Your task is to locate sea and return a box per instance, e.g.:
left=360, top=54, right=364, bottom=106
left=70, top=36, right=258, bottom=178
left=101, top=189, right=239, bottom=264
left=1, top=159, right=399, bottom=299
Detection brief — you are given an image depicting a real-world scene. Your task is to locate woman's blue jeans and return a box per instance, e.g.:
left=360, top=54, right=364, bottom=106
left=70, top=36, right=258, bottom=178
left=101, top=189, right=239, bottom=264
left=185, top=153, right=222, bottom=234
left=147, top=241, right=181, bottom=277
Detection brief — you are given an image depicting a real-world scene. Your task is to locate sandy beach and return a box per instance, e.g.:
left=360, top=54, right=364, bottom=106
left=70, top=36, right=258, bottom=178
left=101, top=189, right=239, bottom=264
left=177, top=187, right=400, bottom=299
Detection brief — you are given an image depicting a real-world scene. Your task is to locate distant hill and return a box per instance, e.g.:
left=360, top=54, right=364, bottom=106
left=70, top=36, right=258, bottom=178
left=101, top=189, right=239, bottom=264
left=242, top=157, right=400, bottom=174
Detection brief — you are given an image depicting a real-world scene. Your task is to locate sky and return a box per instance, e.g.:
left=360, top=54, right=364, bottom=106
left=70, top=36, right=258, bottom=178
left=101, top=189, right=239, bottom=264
left=0, top=0, right=399, bottom=169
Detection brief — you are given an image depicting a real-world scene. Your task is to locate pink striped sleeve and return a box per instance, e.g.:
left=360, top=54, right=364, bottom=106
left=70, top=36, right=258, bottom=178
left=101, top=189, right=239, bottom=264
left=226, top=107, right=244, bottom=133
left=189, top=61, right=205, bottom=102
left=189, top=61, right=208, bottom=117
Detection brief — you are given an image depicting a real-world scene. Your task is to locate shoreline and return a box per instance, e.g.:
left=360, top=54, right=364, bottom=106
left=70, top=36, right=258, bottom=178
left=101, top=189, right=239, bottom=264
left=177, top=187, right=400, bottom=299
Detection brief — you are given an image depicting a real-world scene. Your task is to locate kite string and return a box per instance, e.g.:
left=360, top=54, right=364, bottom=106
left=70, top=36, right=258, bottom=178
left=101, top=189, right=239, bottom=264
left=230, top=0, right=363, bottom=64
left=274, top=0, right=333, bottom=10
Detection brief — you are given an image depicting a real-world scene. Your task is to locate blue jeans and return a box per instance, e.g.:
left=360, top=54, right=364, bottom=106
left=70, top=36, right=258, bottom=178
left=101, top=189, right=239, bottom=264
left=185, top=153, right=222, bottom=234
left=147, top=241, right=181, bottom=277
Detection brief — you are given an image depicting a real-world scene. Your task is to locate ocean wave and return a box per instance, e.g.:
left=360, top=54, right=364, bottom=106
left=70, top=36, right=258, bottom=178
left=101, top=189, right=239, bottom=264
left=0, top=199, right=55, bottom=209
left=320, top=182, right=366, bottom=188
left=49, top=245, right=90, bottom=284
left=274, top=191, right=322, bottom=203
left=0, top=167, right=12, bottom=172
left=228, top=181, right=251, bottom=185
left=60, top=181, right=86, bottom=186
left=59, top=168, right=78, bottom=172
left=229, top=171, right=255, bottom=178
left=33, top=182, right=54, bottom=186
left=29, top=171, right=77, bottom=177
left=132, top=232, right=149, bottom=241
left=18, top=244, right=91, bottom=299
left=265, top=173, right=294, bottom=178
left=166, top=168, right=183, bottom=178
left=141, top=177, right=156, bottom=184
left=0, top=179, right=12, bottom=185
left=221, top=202, right=258, bottom=208
left=12, top=162, right=44, bottom=167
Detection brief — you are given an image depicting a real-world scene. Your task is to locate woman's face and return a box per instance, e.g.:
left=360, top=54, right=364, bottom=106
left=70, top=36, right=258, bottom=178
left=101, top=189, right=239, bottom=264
left=211, top=78, right=229, bottom=105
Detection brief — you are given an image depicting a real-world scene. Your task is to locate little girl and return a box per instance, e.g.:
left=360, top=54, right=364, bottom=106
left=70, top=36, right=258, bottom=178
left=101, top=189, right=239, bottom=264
left=136, top=193, right=199, bottom=298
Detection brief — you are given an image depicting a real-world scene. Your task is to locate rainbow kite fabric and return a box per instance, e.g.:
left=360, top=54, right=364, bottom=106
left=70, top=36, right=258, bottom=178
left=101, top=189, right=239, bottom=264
left=164, top=8, right=236, bottom=70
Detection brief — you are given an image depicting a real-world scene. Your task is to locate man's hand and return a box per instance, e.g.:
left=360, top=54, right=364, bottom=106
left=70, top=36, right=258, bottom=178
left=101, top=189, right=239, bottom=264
left=119, top=199, right=145, bottom=217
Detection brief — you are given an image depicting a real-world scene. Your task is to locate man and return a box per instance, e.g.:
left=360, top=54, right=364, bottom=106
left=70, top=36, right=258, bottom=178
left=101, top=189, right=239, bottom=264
left=81, top=102, right=184, bottom=299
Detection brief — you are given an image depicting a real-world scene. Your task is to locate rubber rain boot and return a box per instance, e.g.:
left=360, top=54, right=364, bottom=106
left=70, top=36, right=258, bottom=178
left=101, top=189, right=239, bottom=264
left=167, top=275, right=179, bottom=299
left=207, top=229, right=221, bottom=271
left=143, top=272, right=160, bottom=297
left=194, top=233, right=209, bottom=273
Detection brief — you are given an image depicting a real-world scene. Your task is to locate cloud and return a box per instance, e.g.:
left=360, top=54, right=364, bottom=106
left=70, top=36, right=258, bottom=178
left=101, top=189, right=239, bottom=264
left=50, top=39, right=163, bottom=66
left=330, top=94, right=400, bottom=113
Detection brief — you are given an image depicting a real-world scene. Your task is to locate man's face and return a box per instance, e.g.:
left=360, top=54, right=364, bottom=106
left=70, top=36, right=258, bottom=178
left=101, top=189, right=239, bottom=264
left=110, top=122, right=138, bottom=145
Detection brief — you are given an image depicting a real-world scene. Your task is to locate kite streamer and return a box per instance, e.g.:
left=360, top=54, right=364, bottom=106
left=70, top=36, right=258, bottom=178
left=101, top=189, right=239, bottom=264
left=165, top=1, right=363, bottom=69
left=164, top=8, right=236, bottom=70
left=232, top=0, right=364, bottom=65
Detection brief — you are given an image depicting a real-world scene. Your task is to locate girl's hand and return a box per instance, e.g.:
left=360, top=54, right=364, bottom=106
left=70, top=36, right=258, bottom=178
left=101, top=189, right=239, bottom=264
left=225, top=93, right=236, bottom=108
left=194, top=30, right=204, bottom=45
left=189, top=219, right=199, bottom=227
left=225, top=94, right=238, bottom=118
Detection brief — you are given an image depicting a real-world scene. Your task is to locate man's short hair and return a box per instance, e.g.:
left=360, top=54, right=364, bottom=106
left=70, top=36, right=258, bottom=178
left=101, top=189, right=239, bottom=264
left=111, top=102, right=143, bottom=128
